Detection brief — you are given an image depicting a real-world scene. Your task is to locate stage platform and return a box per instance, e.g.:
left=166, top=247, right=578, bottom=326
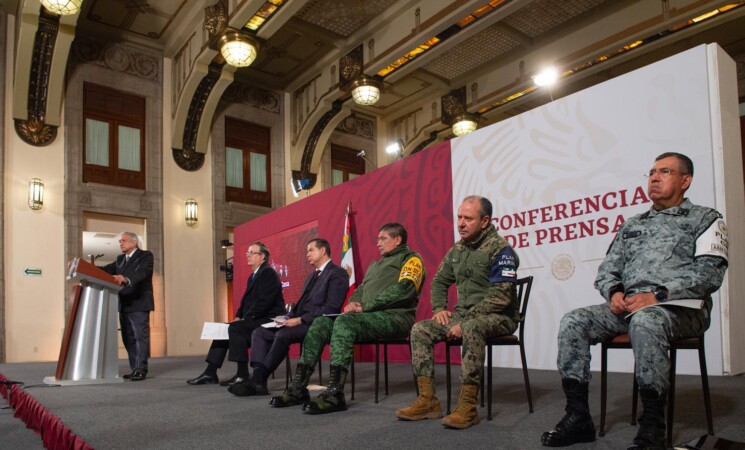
left=2, top=356, right=744, bottom=449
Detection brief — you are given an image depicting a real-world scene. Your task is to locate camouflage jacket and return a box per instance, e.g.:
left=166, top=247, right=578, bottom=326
left=353, top=244, right=425, bottom=318
left=431, top=224, right=520, bottom=323
left=595, top=199, right=729, bottom=311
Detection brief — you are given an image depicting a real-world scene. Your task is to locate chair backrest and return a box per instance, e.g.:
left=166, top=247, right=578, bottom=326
left=515, top=276, right=534, bottom=337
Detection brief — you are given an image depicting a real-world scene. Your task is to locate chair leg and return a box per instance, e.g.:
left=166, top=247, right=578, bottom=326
left=487, top=345, right=493, bottom=420
left=600, top=343, right=608, bottom=437
left=666, top=346, right=678, bottom=448
left=697, top=340, right=714, bottom=435
left=374, top=342, right=380, bottom=404
left=445, top=342, right=452, bottom=414
left=351, top=359, right=355, bottom=400
left=519, top=341, right=534, bottom=413
left=631, top=373, right=639, bottom=426
left=285, top=354, right=291, bottom=390
left=384, top=342, right=389, bottom=396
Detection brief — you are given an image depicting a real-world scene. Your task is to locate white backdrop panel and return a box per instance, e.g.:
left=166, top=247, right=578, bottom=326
left=451, top=45, right=724, bottom=375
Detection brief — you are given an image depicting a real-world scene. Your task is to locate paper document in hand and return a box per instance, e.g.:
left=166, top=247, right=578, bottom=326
left=262, top=316, right=288, bottom=328
left=625, top=299, right=704, bottom=319
left=201, top=322, right=229, bottom=340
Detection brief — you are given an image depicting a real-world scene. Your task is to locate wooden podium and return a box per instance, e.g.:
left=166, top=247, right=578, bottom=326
left=44, top=258, right=124, bottom=385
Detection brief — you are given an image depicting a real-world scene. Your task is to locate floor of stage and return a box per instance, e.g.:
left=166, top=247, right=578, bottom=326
left=1, top=356, right=744, bottom=449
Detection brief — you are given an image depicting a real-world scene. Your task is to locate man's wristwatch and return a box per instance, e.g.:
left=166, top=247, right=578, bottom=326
left=654, top=287, right=669, bottom=302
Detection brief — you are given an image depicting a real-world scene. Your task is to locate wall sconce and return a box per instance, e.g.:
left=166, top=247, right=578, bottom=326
left=28, top=178, right=44, bottom=210
left=40, top=0, right=83, bottom=15
left=386, top=139, right=404, bottom=159
left=219, top=30, right=259, bottom=68
left=350, top=75, right=383, bottom=106
left=451, top=113, right=479, bottom=137
left=185, top=198, right=198, bottom=226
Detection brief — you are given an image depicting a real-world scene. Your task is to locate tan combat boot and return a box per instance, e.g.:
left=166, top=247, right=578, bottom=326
left=395, top=376, right=443, bottom=420
left=442, top=383, right=480, bottom=429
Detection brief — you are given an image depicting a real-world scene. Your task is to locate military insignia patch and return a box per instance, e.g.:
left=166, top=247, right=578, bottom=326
left=399, top=256, right=424, bottom=291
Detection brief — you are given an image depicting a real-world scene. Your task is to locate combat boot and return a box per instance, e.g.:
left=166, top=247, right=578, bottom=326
left=269, top=363, right=313, bottom=407
left=541, top=379, right=596, bottom=447
left=396, top=376, right=443, bottom=420
left=441, top=383, right=480, bottom=429
left=303, top=365, right=348, bottom=415
left=627, top=388, right=667, bottom=450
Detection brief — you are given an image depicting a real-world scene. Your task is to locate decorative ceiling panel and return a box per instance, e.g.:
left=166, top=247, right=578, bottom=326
left=296, top=0, right=399, bottom=37
left=501, top=0, right=608, bottom=38
left=424, top=26, right=520, bottom=80
left=84, top=0, right=188, bottom=40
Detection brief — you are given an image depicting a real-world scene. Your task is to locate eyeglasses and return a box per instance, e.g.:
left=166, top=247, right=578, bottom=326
left=643, top=168, right=687, bottom=178
left=246, top=251, right=261, bottom=256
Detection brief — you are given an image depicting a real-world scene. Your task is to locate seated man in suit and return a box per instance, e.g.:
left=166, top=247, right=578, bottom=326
left=270, top=223, right=425, bottom=414
left=187, top=241, right=284, bottom=386
left=229, top=238, right=348, bottom=396
left=100, top=231, right=154, bottom=382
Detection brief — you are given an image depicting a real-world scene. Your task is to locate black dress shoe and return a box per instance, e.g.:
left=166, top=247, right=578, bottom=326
left=130, top=370, right=147, bottom=381
left=122, top=371, right=135, bottom=380
left=187, top=374, right=219, bottom=385
left=219, top=375, right=247, bottom=386
left=228, top=381, right=269, bottom=397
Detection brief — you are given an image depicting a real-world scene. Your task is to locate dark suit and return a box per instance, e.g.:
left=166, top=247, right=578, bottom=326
left=206, top=262, right=285, bottom=367
left=250, top=260, right=348, bottom=373
left=100, top=248, right=154, bottom=372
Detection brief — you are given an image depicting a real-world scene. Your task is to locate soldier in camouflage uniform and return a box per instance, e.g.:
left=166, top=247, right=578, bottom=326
left=269, top=222, right=425, bottom=414
left=542, top=153, right=729, bottom=450
left=396, top=196, right=519, bottom=429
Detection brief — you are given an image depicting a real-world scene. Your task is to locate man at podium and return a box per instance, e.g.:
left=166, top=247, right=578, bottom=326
left=100, top=231, right=154, bottom=381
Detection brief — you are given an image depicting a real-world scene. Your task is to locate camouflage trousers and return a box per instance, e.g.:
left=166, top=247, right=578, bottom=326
left=557, top=303, right=707, bottom=394
left=299, top=311, right=414, bottom=370
left=410, top=314, right=516, bottom=386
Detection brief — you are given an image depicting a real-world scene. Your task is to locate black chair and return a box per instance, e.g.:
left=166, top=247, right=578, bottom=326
left=351, top=338, right=412, bottom=403
left=444, top=275, right=534, bottom=420
left=599, top=333, right=713, bottom=447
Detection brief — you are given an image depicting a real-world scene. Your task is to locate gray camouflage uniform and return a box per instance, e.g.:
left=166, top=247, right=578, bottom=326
left=557, top=199, right=728, bottom=394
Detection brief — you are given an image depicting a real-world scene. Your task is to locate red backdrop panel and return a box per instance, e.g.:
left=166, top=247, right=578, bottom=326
left=235, top=141, right=457, bottom=363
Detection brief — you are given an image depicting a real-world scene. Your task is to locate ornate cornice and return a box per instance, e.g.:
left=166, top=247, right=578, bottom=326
left=222, top=82, right=281, bottom=113
left=335, top=114, right=374, bottom=139
left=203, top=0, right=228, bottom=37
left=71, top=37, right=160, bottom=81
left=15, top=9, right=59, bottom=146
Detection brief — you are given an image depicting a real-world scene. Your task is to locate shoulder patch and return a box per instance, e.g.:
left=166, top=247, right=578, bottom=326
left=399, top=256, right=424, bottom=292
left=695, top=217, right=728, bottom=262
left=489, top=247, right=517, bottom=284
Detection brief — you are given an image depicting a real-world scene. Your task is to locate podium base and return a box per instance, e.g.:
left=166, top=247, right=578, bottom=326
left=43, top=376, right=124, bottom=386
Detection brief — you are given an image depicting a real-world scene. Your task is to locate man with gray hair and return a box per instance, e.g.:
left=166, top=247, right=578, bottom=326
left=397, top=196, right=519, bottom=429
left=541, top=153, right=729, bottom=449
left=100, top=232, right=154, bottom=381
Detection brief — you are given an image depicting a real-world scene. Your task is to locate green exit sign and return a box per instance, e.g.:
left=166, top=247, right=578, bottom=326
left=24, top=268, right=42, bottom=276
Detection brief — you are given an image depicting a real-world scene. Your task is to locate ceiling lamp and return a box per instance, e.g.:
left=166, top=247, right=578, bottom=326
left=451, top=113, right=478, bottom=137
left=350, top=75, right=383, bottom=106
left=219, top=31, right=259, bottom=68
left=40, top=0, right=83, bottom=15
left=533, top=66, right=559, bottom=87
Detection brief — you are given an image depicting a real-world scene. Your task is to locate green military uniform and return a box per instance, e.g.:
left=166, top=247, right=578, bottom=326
left=299, top=244, right=425, bottom=368
left=410, top=224, right=519, bottom=385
